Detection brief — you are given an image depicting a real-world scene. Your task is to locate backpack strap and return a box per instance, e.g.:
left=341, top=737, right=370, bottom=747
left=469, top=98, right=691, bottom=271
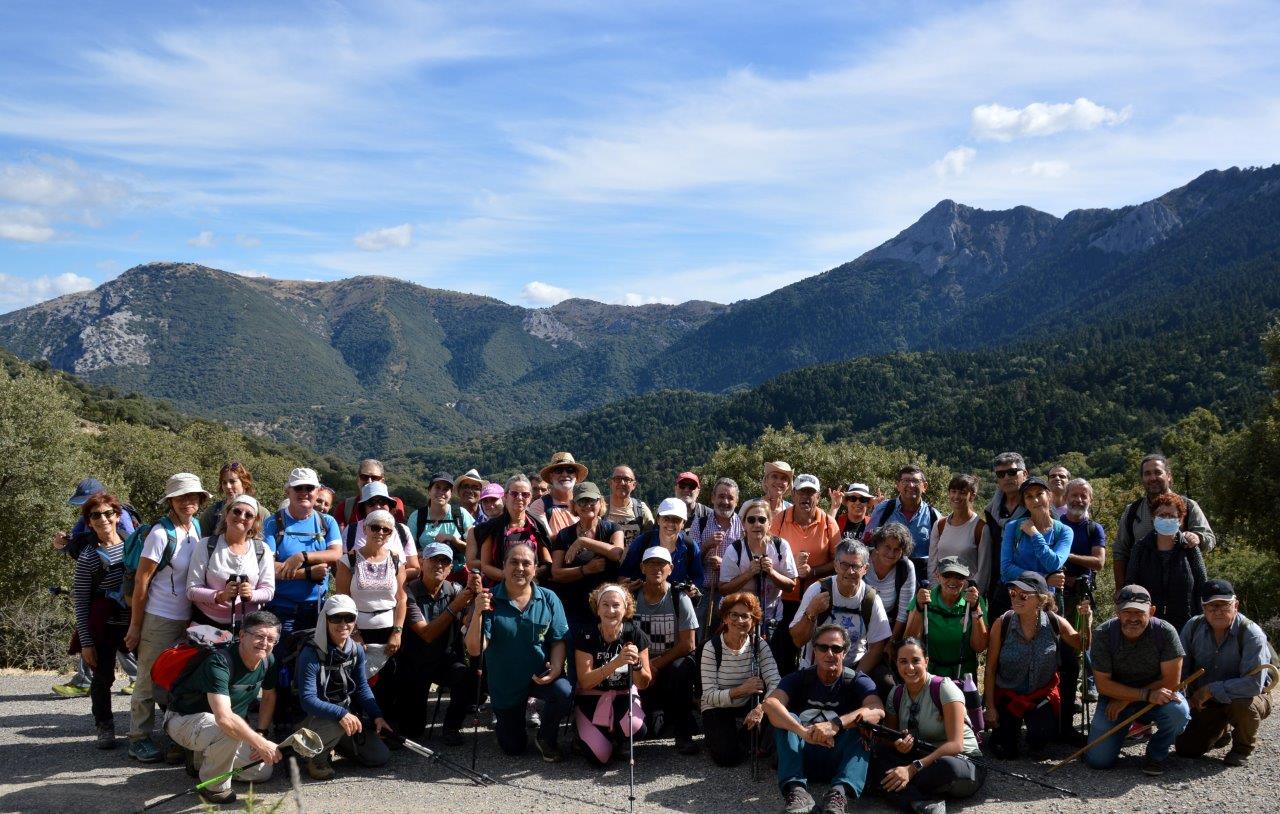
left=273, top=510, right=286, bottom=548
left=928, top=675, right=946, bottom=713
left=1123, top=498, right=1142, bottom=553
left=877, top=498, right=897, bottom=529
left=451, top=505, right=465, bottom=532
left=155, top=516, right=179, bottom=572
left=414, top=506, right=429, bottom=544
left=712, top=634, right=724, bottom=671
left=890, top=683, right=904, bottom=714
left=345, top=523, right=357, bottom=553
left=730, top=539, right=746, bottom=567
left=859, top=585, right=878, bottom=634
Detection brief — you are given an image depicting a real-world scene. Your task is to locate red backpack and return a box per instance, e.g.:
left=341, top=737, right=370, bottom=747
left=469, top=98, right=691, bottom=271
left=151, top=640, right=232, bottom=708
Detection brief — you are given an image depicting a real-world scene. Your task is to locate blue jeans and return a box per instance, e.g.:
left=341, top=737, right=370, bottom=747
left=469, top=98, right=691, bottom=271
left=1083, top=695, right=1191, bottom=769
left=493, top=677, right=573, bottom=755
left=775, top=716, right=870, bottom=797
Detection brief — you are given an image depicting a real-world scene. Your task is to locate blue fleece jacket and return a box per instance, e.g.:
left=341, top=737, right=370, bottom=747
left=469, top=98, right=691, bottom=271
left=296, top=638, right=383, bottom=721
left=1000, top=519, right=1073, bottom=585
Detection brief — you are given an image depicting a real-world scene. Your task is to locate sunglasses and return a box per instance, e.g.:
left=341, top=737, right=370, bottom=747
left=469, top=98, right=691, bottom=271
left=327, top=614, right=356, bottom=625
left=677, top=481, right=698, bottom=489
left=744, top=516, right=769, bottom=525
left=845, top=495, right=870, bottom=503
left=813, top=643, right=847, bottom=655
left=552, top=466, right=577, bottom=476
left=1009, top=588, right=1032, bottom=601
left=88, top=509, right=117, bottom=520
left=358, top=473, right=384, bottom=482
left=228, top=508, right=255, bottom=520
left=995, top=468, right=1023, bottom=479
left=508, top=491, right=532, bottom=499
left=292, top=485, right=316, bottom=494
left=575, top=499, right=599, bottom=509
left=366, top=525, right=394, bottom=535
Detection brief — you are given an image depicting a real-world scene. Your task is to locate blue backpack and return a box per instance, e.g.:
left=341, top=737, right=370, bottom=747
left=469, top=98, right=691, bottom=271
left=120, top=516, right=201, bottom=609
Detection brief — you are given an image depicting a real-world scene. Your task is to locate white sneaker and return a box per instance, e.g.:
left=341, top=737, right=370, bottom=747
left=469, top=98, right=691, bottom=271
left=526, top=698, right=541, bottom=729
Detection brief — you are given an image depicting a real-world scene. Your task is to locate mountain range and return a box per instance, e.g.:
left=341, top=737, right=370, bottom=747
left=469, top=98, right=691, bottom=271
left=2, top=164, right=1278, bottom=468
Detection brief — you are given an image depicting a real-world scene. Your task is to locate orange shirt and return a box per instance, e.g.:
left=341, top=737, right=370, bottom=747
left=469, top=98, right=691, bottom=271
left=771, top=507, right=840, bottom=601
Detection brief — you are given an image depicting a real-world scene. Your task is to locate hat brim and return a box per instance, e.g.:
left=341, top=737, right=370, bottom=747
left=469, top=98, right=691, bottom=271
left=1202, top=594, right=1235, bottom=604
left=1010, top=579, right=1041, bottom=593
left=159, top=488, right=212, bottom=504
left=452, top=476, right=482, bottom=488
left=68, top=494, right=91, bottom=506
left=540, top=462, right=588, bottom=483
left=1118, top=601, right=1152, bottom=611
left=763, top=463, right=794, bottom=479
left=844, top=490, right=872, bottom=498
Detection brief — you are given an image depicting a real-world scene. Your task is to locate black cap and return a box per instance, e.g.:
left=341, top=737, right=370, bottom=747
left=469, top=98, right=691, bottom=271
left=1200, top=579, right=1236, bottom=603
left=1010, top=571, right=1049, bottom=594
left=1020, top=476, right=1050, bottom=496
left=429, top=472, right=455, bottom=488
left=1116, top=584, right=1153, bottom=610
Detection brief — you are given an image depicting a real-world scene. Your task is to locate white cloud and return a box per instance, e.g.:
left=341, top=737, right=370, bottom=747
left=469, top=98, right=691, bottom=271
left=972, top=98, right=1131, bottom=142
left=235, top=234, right=262, bottom=248
left=187, top=230, right=215, bottom=247
left=231, top=268, right=270, bottom=278
left=621, top=293, right=676, bottom=306
left=1025, top=160, right=1071, bottom=178
left=932, top=146, right=976, bottom=178
left=354, top=223, right=413, bottom=251
left=0, top=271, right=94, bottom=311
left=0, top=209, right=55, bottom=242
left=521, top=281, right=572, bottom=305
left=0, top=157, right=130, bottom=242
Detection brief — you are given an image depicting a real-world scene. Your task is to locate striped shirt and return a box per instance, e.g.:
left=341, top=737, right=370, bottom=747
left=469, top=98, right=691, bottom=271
left=73, top=541, right=127, bottom=649
left=700, top=632, right=782, bottom=710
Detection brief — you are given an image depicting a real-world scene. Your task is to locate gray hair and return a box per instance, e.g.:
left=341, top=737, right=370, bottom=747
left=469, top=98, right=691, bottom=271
left=505, top=473, right=531, bottom=492
left=741, top=498, right=772, bottom=517
left=869, top=521, right=915, bottom=558
left=992, top=452, right=1025, bottom=470
left=834, top=538, right=870, bottom=564
left=712, top=477, right=739, bottom=494
left=1065, top=477, right=1093, bottom=498
left=359, top=458, right=384, bottom=474
left=812, top=623, right=851, bottom=648
left=242, top=610, right=281, bottom=633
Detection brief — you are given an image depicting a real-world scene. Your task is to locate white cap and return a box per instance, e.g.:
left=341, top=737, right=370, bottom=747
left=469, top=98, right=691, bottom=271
left=656, top=497, right=688, bottom=520
left=794, top=474, right=820, bottom=492
left=286, top=467, right=321, bottom=488
left=843, top=482, right=873, bottom=497
left=641, top=546, right=673, bottom=564
left=323, top=594, right=357, bottom=617
left=359, top=480, right=391, bottom=504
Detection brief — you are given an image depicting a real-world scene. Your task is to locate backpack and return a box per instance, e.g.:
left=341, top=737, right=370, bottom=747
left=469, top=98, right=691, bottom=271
left=728, top=536, right=787, bottom=568
left=413, top=504, right=467, bottom=547
left=121, top=516, right=201, bottom=610
left=891, top=675, right=978, bottom=734
left=346, top=548, right=401, bottom=575
left=205, top=535, right=267, bottom=566
left=345, top=519, right=411, bottom=554
left=931, top=516, right=985, bottom=564
left=993, top=609, right=1062, bottom=662
left=706, top=630, right=770, bottom=672
left=271, top=509, right=325, bottom=550
left=1185, top=615, right=1280, bottom=685
left=479, top=514, right=552, bottom=571
left=151, top=638, right=232, bottom=709
left=875, top=498, right=939, bottom=536
left=815, top=577, right=879, bottom=633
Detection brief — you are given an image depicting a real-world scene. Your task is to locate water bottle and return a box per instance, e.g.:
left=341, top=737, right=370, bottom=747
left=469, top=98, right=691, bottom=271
left=961, top=671, right=985, bottom=732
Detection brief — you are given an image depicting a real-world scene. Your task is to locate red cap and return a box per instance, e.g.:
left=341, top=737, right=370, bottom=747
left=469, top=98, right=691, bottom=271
left=676, top=471, right=700, bottom=487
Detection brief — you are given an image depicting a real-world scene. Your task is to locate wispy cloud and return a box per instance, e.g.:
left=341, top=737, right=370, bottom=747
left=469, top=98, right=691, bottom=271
left=933, top=147, right=976, bottom=178
left=0, top=156, right=131, bottom=242
left=187, top=230, right=215, bottom=247
left=972, top=98, right=1131, bottom=142
left=354, top=223, right=413, bottom=252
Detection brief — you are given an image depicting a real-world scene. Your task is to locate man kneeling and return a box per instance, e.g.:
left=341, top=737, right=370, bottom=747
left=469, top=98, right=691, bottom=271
left=762, top=623, right=884, bottom=814
left=164, top=611, right=283, bottom=804
left=296, top=595, right=393, bottom=779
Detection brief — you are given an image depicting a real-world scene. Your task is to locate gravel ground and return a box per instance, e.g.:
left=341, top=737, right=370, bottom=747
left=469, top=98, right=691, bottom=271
left=1, top=672, right=1275, bottom=814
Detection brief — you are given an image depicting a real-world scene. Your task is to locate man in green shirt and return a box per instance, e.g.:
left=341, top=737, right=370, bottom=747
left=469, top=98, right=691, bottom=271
left=164, top=611, right=283, bottom=804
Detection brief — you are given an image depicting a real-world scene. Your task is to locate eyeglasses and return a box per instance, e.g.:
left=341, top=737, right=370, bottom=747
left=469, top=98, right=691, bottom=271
left=611, top=475, right=635, bottom=483
left=228, top=508, right=255, bottom=520
left=727, top=611, right=753, bottom=622
left=88, top=509, right=117, bottom=520
left=507, top=491, right=532, bottom=499
left=995, top=468, right=1023, bottom=479
left=1008, top=588, right=1032, bottom=601
left=813, top=643, right=847, bottom=654
left=845, top=496, right=870, bottom=504
left=744, top=516, right=769, bottom=525
left=834, top=560, right=865, bottom=571
left=358, top=473, right=384, bottom=482
left=327, top=614, right=356, bottom=625
left=246, top=631, right=280, bottom=645
left=366, top=525, right=394, bottom=535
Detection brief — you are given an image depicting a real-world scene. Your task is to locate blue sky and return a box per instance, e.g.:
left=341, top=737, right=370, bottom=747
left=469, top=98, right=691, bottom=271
left=2, top=0, right=1278, bottom=313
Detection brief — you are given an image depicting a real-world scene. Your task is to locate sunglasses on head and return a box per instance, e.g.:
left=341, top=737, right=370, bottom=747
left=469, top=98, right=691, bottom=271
left=744, top=515, right=769, bottom=525
left=995, top=468, right=1023, bottom=479
left=228, top=508, right=255, bottom=520
left=813, top=643, right=847, bottom=655
left=88, top=509, right=117, bottom=520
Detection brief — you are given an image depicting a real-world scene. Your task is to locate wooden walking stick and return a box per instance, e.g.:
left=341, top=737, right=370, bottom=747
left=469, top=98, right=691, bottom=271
left=1049, top=667, right=1205, bottom=773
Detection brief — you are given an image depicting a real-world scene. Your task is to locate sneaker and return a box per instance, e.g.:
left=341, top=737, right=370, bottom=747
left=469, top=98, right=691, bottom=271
left=442, top=728, right=465, bottom=747
left=95, top=722, right=116, bottom=750
left=526, top=698, right=541, bottom=729
left=1212, top=731, right=1233, bottom=750
left=675, top=734, right=699, bottom=755
left=197, top=786, right=236, bottom=805
left=820, top=786, right=848, bottom=814
left=1141, top=757, right=1166, bottom=776
left=782, top=783, right=815, bottom=814
left=307, top=751, right=335, bottom=781
left=128, top=738, right=162, bottom=763
left=909, top=802, right=946, bottom=814
left=119, top=681, right=135, bottom=696
left=535, top=736, right=563, bottom=763
left=1223, top=750, right=1249, bottom=767
left=51, top=682, right=90, bottom=698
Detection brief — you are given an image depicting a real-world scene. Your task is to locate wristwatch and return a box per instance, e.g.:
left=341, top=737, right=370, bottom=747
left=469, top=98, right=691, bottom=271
left=391, top=625, right=403, bottom=633
left=910, top=759, right=925, bottom=773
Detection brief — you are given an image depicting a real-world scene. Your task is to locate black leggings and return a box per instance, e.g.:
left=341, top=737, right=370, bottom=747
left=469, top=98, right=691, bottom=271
left=873, top=748, right=986, bottom=811
left=640, top=655, right=697, bottom=737
left=991, top=694, right=1058, bottom=756
left=90, top=623, right=130, bottom=725
left=702, top=706, right=771, bottom=767
left=375, top=657, right=476, bottom=735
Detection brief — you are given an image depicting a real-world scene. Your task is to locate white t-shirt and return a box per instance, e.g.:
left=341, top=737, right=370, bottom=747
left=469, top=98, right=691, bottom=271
left=863, top=559, right=916, bottom=625
left=791, top=578, right=892, bottom=668
left=717, top=536, right=798, bottom=622
left=141, top=521, right=201, bottom=621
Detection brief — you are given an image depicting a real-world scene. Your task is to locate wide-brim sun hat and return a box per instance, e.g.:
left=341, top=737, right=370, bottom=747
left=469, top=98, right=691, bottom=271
left=158, top=472, right=211, bottom=505
left=540, top=451, right=588, bottom=483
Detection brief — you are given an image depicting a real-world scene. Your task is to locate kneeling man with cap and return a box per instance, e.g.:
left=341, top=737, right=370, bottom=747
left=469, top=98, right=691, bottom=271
left=1084, top=584, right=1191, bottom=775
left=1175, top=579, right=1276, bottom=767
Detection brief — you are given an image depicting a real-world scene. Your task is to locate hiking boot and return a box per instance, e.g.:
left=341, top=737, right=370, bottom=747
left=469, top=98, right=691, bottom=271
left=820, top=785, right=848, bottom=814
left=51, top=682, right=90, bottom=698
left=119, top=681, right=135, bottom=696
left=1141, top=757, right=1166, bottom=776
left=535, top=736, right=563, bottom=763
left=442, top=728, right=465, bottom=746
left=128, top=738, right=161, bottom=763
left=781, top=783, right=815, bottom=814
left=1212, top=730, right=1233, bottom=750
left=909, top=801, right=946, bottom=814
left=95, top=722, right=116, bottom=750
left=675, top=733, right=699, bottom=755
left=526, top=697, right=541, bottom=728
left=1223, top=750, right=1249, bottom=767
left=307, top=751, right=335, bottom=780
left=163, top=741, right=186, bottom=764
left=197, top=786, right=236, bottom=805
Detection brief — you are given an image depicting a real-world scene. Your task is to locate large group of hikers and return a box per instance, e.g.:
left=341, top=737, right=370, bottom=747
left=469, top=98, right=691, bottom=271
left=50, top=450, right=1277, bottom=813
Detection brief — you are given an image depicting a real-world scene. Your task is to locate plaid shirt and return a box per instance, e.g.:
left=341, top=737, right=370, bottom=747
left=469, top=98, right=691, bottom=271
left=692, top=511, right=744, bottom=562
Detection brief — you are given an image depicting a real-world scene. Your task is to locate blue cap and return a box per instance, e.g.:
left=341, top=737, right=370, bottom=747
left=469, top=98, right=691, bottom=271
left=421, top=541, right=454, bottom=561
left=68, top=478, right=106, bottom=506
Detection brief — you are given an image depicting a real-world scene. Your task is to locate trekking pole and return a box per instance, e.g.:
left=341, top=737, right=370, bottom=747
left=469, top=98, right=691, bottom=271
left=856, top=721, right=1077, bottom=796
left=626, top=665, right=637, bottom=814
left=1050, top=668, right=1205, bottom=773
left=918, top=580, right=931, bottom=654
left=470, top=571, right=487, bottom=774
left=1075, top=602, right=1092, bottom=737
left=393, top=733, right=494, bottom=785
left=136, top=727, right=323, bottom=812
left=749, top=624, right=762, bottom=783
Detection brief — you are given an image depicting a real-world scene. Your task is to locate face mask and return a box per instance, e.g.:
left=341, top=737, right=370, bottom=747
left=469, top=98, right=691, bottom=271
left=1153, top=516, right=1180, bottom=536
